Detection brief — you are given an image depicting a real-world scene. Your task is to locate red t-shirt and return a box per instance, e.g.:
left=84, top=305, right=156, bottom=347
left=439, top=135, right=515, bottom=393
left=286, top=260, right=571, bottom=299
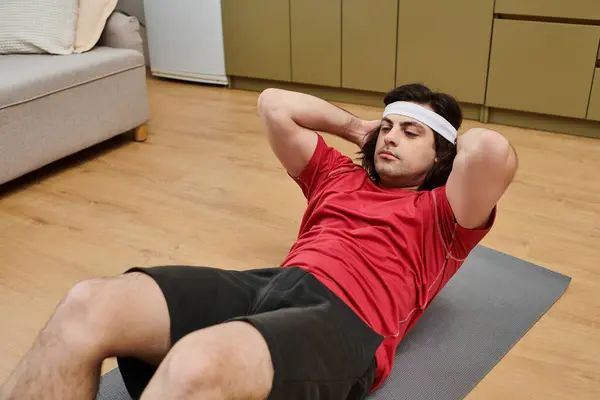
left=280, top=135, right=495, bottom=390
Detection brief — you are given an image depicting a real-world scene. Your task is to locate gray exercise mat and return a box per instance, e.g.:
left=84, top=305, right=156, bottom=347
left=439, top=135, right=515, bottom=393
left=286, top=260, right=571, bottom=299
left=96, top=245, right=571, bottom=400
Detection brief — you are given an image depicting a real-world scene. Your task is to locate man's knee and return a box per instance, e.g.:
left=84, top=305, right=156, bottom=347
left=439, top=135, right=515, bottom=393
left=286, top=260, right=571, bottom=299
left=52, top=279, right=108, bottom=342
left=160, top=338, right=226, bottom=396
left=158, top=323, right=273, bottom=399
left=51, top=275, right=134, bottom=353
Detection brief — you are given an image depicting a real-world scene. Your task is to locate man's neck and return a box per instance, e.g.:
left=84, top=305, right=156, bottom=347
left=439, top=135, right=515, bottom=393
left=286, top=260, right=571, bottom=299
left=377, top=175, right=424, bottom=192
left=378, top=181, right=419, bottom=192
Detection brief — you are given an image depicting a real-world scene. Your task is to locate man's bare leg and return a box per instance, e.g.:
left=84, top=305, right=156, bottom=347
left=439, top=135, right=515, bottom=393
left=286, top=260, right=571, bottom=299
left=141, top=321, right=274, bottom=400
left=0, top=272, right=170, bottom=400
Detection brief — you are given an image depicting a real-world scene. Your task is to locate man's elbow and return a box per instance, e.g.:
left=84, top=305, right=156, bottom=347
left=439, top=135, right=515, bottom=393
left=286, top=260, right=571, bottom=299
left=470, top=129, right=518, bottom=182
left=257, top=88, right=286, bottom=117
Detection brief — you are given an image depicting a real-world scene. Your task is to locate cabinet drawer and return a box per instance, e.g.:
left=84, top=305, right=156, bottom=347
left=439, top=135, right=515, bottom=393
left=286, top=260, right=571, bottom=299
left=486, top=19, right=600, bottom=118
left=342, top=0, right=398, bottom=93
left=396, top=0, right=494, bottom=104
left=291, top=0, right=341, bottom=87
left=588, top=69, right=600, bottom=121
left=221, top=0, right=291, bottom=81
left=495, top=0, right=600, bottom=21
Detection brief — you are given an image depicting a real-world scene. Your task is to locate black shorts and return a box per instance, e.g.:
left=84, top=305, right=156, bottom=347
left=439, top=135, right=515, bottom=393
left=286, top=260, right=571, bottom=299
left=117, top=265, right=383, bottom=400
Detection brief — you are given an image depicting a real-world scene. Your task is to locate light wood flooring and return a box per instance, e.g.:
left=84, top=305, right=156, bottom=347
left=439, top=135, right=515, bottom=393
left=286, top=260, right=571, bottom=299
left=0, top=77, right=598, bottom=398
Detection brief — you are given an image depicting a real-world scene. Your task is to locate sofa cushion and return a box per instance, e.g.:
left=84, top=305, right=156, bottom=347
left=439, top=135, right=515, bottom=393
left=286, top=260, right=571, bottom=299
left=0, top=47, right=145, bottom=110
left=99, top=13, right=144, bottom=56
left=0, top=0, right=79, bottom=55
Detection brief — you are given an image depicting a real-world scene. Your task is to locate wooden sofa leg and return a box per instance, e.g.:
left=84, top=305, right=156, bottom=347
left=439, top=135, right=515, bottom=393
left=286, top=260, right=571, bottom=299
left=134, top=124, right=148, bottom=142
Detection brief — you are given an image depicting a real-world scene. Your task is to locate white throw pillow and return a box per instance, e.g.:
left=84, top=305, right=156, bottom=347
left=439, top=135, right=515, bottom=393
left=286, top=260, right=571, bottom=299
left=74, top=0, right=118, bottom=53
left=0, top=0, right=79, bottom=55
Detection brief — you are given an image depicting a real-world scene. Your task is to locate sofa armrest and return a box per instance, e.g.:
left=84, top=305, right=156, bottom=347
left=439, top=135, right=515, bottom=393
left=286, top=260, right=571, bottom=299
left=98, top=11, right=144, bottom=56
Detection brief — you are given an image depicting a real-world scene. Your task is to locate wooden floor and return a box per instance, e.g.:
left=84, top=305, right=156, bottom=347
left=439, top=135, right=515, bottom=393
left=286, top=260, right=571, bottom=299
left=1, top=77, right=599, bottom=398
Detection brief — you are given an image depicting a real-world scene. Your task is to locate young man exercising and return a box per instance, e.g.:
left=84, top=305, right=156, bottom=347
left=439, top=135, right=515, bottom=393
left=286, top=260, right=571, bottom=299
left=0, top=84, right=517, bottom=400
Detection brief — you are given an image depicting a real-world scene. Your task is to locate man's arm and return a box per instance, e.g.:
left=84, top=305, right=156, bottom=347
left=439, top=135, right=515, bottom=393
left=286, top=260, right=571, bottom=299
left=446, top=128, right=518, bottom=229
left=257, top=88, right=378, bottom=177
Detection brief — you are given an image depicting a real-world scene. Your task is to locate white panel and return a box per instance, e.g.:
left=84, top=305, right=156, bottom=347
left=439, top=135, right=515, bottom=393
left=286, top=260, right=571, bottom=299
left=143, top=0, right=228, bottom=84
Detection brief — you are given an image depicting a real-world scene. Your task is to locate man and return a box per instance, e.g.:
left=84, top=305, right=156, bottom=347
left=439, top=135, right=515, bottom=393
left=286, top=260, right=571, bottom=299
left=0, top=84, right=517, bottom=400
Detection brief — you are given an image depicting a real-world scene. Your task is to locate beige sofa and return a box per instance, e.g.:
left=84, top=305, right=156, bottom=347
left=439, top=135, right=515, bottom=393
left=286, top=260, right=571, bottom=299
left=0, top=11, right=149, bottom=185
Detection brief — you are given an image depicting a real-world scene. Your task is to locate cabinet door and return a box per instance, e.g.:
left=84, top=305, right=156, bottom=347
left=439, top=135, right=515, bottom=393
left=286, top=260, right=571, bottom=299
left=221, top=0, right=291, bottom=81
left=495, top=0, right=600, bottom=21
left=486, top=19, right=600, bottom=118
left=291, top=0, right=341, bottom=87
left=342, top=0, right=398, bottom=93
left=396, top=0, right=494, bottom=105
left=588, top=69, right=600, bottom=121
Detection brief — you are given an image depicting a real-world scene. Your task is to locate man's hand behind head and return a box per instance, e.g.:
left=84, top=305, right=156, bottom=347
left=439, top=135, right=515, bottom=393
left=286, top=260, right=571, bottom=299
left=352, top=119, right=381, bottom=148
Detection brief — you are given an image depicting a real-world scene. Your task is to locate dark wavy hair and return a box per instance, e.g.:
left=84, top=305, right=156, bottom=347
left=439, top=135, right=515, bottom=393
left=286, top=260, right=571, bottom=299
left=358, top=84, right=463, bottom=191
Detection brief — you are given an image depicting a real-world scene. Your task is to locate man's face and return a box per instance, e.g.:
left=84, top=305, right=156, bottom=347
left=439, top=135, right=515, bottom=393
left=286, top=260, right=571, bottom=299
left=374, top=104, right=437, bottom=189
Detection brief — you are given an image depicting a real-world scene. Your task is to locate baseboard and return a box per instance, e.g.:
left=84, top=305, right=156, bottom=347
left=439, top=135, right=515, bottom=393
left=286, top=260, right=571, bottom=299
left=230, top=76, right=385, bottom=107
left=488, top=108, right=600, bottom=139
left=229, top=76, right=483, bottom=121
left=152, top=70, right=229, bottom=86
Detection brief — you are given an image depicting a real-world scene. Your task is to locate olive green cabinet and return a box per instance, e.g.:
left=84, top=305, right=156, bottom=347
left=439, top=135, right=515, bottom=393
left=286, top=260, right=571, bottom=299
left=290, top=0, right=341, bottom=87
left=495, top=0, right=600, bottom=21
left=220, top=1, right=600, bottom=139
left=221, top=0, right=291, bottom=82
left=486, top=19, right=600, bottom=119
left=588, top=69, right=600, bottom=122
left=396, top=0, right=494, bottom=105
left=342, top=0, right=398, bottom=93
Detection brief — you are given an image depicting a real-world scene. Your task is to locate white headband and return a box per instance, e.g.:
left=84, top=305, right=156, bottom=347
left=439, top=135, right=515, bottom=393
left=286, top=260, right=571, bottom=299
left=382, top=101, right=457, bottom=144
